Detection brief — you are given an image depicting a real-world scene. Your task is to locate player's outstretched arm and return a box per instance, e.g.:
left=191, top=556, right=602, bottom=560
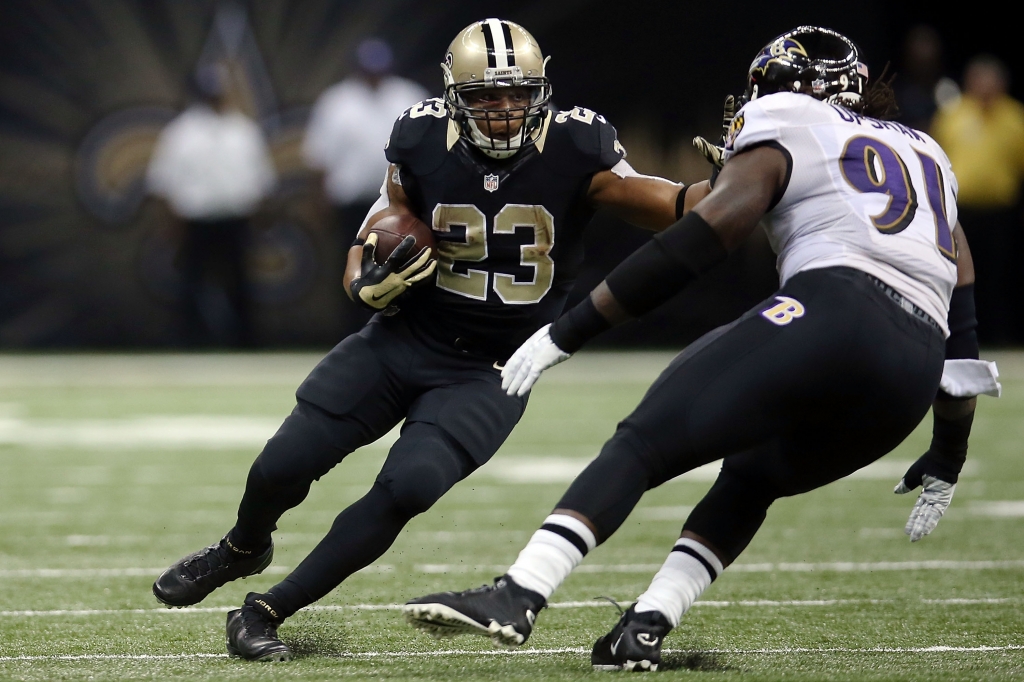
left=586, top=165, right=709, bottom=231
left=895, top=223, right=998, bottom=541
left=501, top=146, right=786, bottom=396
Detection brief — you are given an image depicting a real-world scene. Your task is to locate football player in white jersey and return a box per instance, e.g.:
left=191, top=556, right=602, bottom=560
left=402, top=26, right=1000, bottom=671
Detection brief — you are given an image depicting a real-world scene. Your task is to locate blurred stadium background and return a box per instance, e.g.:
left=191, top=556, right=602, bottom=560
left=1, top=0, right=1020, bottom=349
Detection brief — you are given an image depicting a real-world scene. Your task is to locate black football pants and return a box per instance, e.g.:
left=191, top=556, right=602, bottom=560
left=556, top=267, right=946, bottom=561
left=231, top=314, right=527, bottom=617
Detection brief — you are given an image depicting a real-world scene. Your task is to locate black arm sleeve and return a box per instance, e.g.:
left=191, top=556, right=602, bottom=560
left=549, top=212, right=728, bottom=353
left=605, top=211, right=728, bottom=318
left=945, top=284, right=979, bottom=360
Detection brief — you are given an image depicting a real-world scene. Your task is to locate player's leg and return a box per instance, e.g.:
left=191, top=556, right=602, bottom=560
left=594, top=270, right=946, bottom=670
left=153, top=321, right=408, bottom=609
left=232, top=366, right=527, bottom=659
left=406, top=268, right=945, bottom=653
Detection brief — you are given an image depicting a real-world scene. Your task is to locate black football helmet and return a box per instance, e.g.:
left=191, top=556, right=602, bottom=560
left=745, top=26, right=869, bottom=109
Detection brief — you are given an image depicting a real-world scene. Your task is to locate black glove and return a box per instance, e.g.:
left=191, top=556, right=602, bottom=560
left=349, top=233, right=436, bottom=311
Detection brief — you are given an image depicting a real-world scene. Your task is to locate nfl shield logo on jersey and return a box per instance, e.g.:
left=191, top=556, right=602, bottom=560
left=484, top=174, right=500, bottom=192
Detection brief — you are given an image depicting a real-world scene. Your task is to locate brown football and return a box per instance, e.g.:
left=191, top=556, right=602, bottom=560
left=366, top=214, right=436, bottom=265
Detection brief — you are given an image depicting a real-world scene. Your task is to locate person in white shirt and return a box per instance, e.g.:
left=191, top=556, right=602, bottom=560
left=147, top=64, right=276, bottom=347
left=302, top=38, right=428, bottom=335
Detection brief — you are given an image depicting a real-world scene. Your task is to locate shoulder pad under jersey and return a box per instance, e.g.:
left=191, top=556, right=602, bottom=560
left=540, top=106, right=626, bottom=176
left=723, top=93, right=834, bottom=161
left=384, top=98, right=453, bottom=176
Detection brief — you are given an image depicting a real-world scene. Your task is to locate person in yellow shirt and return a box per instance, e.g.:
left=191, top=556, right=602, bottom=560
left=932, top=55, right=1024, bottom=345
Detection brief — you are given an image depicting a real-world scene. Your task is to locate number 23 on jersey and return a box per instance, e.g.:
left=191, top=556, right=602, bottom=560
left=431, top=204, right=555, bottom=305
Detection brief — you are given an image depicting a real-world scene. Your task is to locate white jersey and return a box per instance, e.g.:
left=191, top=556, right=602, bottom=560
left=722, top=92, right=958, bottom=335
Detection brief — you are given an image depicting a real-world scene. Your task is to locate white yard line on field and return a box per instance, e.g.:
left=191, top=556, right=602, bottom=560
left=3, top=644, right=1024, bottom=662
left=5, top=559, right=1024, bottom=580
left=415, top=559, right=1024, bottom=574
left=1, top=597, right=1016, bottom=618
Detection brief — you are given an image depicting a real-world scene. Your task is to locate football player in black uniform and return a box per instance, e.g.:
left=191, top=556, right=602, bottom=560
left=152, top=18, right=710, bottom=661
left=404, top=26, right=999, bottom=671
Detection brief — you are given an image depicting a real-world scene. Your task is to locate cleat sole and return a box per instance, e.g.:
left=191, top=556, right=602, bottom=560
left=403, top=603, right=525, bottom=646
left=403, top=603, right=491, bottom=638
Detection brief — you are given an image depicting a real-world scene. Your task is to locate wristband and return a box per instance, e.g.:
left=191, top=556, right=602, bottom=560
left=549, top=295, right=611, bottom=354
left=674, top=184, right=690, bottom=220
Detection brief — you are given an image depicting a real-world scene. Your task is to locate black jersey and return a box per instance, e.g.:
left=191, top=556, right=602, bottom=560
left=384, top=97, right=625, bottom=361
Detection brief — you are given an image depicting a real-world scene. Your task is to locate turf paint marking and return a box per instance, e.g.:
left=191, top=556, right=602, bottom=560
left=2, top=597, right=1017, bottom=618
left=415, top=559, right=1024, bottom=574
left=481, top=458, right=978, bottom=484
left=3, top=645, right=1023, bottom=662
left=5, top=559, right=1024, bottom=580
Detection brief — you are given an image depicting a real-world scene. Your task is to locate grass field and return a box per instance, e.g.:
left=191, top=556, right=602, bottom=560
left=1, top=350, right=1022, bottom=681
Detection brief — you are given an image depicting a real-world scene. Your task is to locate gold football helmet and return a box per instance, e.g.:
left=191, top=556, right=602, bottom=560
left=442, top=18, right=552, bottom=159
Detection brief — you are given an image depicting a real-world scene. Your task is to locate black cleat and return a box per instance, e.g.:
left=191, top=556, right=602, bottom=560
left=591, top=604, right=673, bottom=672
left=403, top=575, right=546, bottom=646
left=153, top=536, right=273, bottom=607
left=226, top=605, right=292, bottom=662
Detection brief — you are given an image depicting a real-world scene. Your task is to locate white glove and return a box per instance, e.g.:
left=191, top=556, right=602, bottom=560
left=894, top=474, right=956, bottom=542
left=500, top=324, right=570, bottom=397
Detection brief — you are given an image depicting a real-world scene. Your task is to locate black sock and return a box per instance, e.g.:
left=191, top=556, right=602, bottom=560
left=225, top=528, right=272, bottom=556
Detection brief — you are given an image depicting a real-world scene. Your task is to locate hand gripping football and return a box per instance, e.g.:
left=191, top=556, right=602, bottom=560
left=367, top=214, right=437, bottom=264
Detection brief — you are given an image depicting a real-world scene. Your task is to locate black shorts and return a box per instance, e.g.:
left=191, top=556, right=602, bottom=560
left=293, top=313, right=528, bottom=467
left=623, top=266, right=946, bottom=493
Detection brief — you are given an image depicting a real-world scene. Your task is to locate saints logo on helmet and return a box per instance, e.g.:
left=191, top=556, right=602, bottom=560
left=442, top=18, right=552, bottom=159
left=745, top=26, right=868, bottom=110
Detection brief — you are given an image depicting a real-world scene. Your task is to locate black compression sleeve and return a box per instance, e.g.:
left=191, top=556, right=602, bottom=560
left=924, top=410, right=973, bottom=482
left=549, top=295, right=611, bottom=353
left=945, top=284, right=979, bottom=360
left=938, top=284, right=979, bottom=401
left=605, top=211, right=728, bottom=318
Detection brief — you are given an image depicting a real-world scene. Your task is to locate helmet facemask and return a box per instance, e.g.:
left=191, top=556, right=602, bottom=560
left=444, top=65, right=552, bottom=159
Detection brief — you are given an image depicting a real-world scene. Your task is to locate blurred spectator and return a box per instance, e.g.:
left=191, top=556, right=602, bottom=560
left=302, top=37, right=429, bottom=336
left=147, top=63, right=277, bottom=347
left=931, top=55, right=1024, bottom=345
left=893, top=25, right=960, bottom=132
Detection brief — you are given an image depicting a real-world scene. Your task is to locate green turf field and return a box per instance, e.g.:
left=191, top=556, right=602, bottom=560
left=1, top=351, right=1022, bottom=681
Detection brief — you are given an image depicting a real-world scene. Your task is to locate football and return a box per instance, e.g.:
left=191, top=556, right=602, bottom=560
left=366, top=214, right=436, bottom=265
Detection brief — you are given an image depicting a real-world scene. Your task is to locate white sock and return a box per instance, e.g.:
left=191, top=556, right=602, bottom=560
left=505, top=514, right=597, bottom=599
left=634, top=538, right=724, bottom=627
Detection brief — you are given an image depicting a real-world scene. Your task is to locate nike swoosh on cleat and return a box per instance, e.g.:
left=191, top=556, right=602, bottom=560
left=610, top=633, right=624, bottom=656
